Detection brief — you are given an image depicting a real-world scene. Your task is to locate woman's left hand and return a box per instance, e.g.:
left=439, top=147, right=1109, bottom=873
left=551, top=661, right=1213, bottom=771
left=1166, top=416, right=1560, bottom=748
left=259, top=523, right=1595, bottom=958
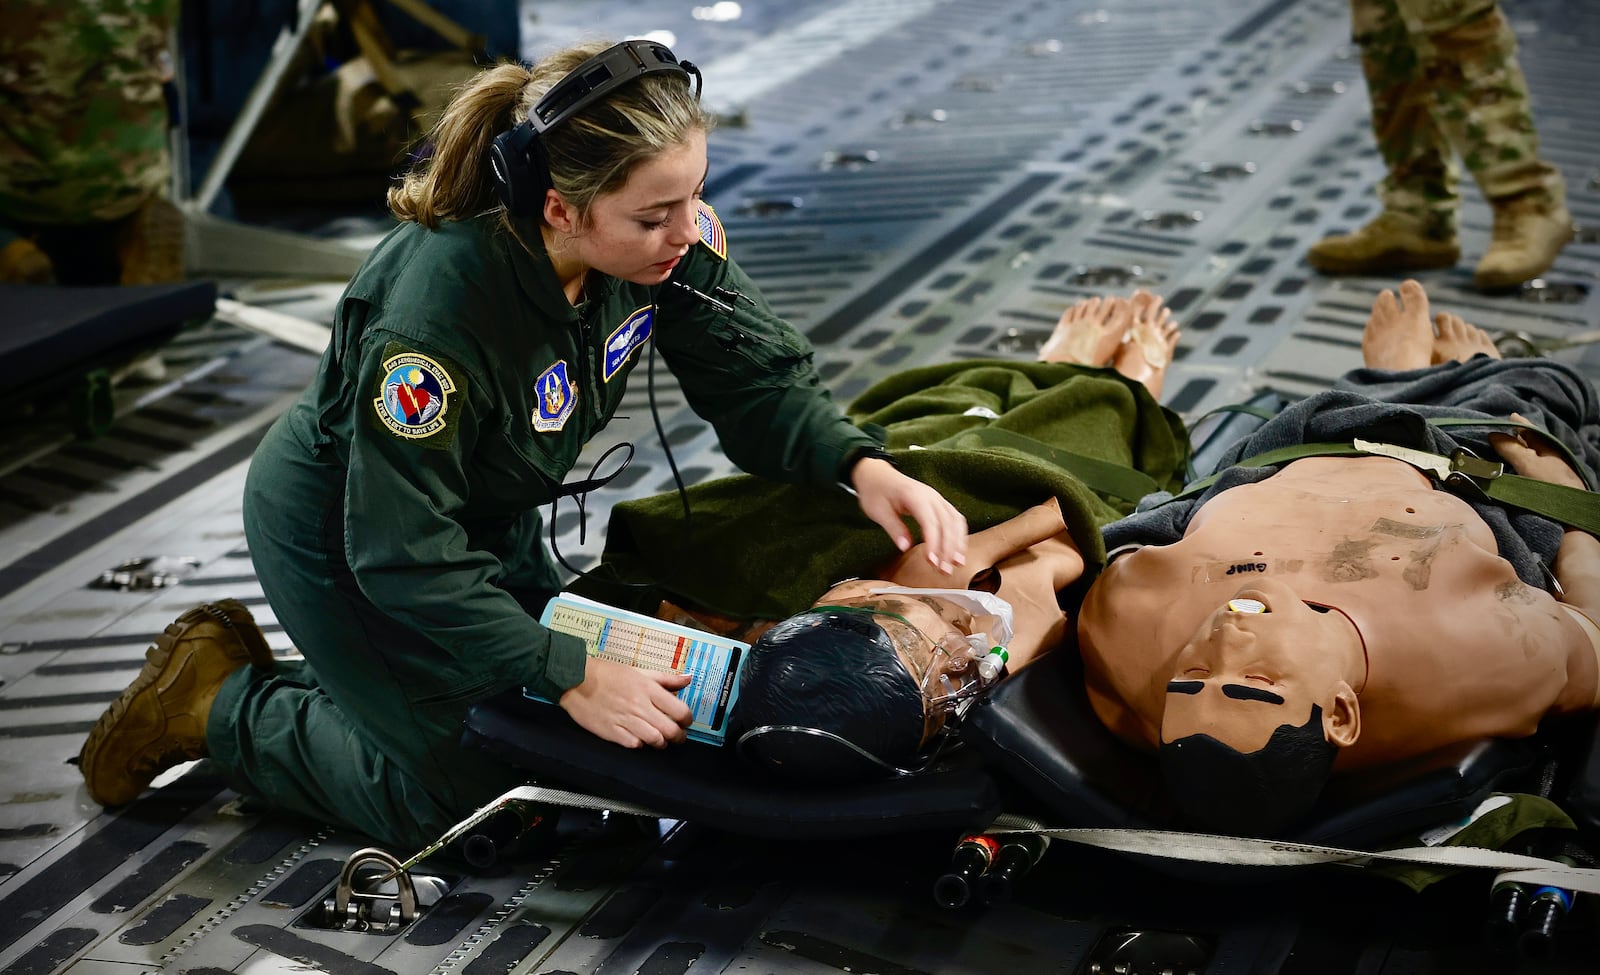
left=851, top=457, right=968, bottom=574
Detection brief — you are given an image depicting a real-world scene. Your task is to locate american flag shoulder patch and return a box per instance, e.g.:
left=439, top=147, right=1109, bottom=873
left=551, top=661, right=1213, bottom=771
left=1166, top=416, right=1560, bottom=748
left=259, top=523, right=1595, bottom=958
left=696, top=201, right=727, bottom=261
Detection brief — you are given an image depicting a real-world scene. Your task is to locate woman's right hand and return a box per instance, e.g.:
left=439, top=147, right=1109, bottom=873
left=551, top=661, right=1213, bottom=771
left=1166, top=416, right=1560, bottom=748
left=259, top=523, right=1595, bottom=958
left=559, top=655, right=693, bottom=748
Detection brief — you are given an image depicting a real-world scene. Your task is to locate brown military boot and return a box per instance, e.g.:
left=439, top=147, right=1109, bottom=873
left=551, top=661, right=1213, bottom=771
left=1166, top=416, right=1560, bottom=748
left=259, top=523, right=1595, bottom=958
left=0, top=234, right=56, bottom=284
left=79, top=599, right=274, bottom=807
left=116, top=195, right=186, bottom=285
left=1474, top=196, right=1575, bottom=291
left=1306, top=210, right=1460, bottom=276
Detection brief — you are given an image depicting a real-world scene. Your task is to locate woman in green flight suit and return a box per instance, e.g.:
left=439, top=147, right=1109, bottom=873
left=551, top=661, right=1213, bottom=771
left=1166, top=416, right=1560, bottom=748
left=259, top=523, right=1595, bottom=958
left=79, top=38, right=968, bottom=848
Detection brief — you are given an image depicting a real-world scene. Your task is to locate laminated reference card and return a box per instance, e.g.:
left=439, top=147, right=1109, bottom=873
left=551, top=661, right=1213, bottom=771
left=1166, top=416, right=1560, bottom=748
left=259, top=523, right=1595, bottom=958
left=532, top=591, right=751, bottom=745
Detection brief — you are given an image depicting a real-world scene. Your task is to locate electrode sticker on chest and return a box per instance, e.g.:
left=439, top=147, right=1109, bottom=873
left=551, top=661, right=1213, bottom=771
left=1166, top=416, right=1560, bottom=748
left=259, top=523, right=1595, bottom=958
left=533, top=360, right=578, bottom=433
left=374, top=350, right=456, bottom=441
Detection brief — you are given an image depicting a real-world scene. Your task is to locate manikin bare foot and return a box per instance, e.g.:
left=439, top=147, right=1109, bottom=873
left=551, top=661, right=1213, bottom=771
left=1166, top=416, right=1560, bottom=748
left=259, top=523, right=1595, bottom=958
left=1362, top=279, right=1435, bottom=370
left=1111, top=294, right=1180, bottom=398
left=1038, top=295, right=1132, bottom=366
left=1431, top=311, right=1502, bottom=364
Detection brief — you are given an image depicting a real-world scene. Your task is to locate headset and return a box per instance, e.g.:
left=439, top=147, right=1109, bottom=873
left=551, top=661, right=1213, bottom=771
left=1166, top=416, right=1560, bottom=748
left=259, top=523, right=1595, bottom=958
left=489, top=39, right=704, bottom=218
left=490, top=41, right=713, bottom=588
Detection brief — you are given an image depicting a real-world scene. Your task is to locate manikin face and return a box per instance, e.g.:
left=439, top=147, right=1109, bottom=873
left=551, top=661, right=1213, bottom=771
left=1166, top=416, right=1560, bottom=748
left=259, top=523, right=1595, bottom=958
left=554, top=128, right=709, bottom=285
left=1159, top=576, right=1360, bottom=754
left=815, top=579, right=982, bottom=738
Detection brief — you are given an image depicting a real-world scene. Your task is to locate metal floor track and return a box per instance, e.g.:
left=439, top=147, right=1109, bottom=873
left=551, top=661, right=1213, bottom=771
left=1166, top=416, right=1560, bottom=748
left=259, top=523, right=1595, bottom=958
left=1, top=1, right=1598, bottom=973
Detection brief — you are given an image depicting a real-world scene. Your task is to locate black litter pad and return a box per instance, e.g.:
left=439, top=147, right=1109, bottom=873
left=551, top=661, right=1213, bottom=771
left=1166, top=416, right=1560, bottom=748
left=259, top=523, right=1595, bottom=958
left=464, top=691, right=1003, bottom=839
left=6, top=280, right=216, bottom=385
left=967, top=651, right=1550, bottom=849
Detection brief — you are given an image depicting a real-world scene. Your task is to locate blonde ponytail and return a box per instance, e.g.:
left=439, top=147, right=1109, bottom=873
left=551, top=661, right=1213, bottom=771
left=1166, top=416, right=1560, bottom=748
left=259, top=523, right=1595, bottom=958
left=388, top=40, right=714, bottom=229
left=387, top=62, right=529, bottom=227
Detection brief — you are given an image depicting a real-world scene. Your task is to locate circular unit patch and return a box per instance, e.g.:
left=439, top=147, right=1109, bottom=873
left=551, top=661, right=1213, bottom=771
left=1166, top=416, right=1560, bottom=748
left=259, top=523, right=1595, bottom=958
left=375, top=352, right=455, bottom=439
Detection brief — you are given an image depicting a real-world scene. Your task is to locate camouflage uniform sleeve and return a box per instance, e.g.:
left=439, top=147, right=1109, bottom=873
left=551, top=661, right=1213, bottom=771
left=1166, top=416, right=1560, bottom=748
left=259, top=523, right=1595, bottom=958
left=0, top=0, right=176, bottom=224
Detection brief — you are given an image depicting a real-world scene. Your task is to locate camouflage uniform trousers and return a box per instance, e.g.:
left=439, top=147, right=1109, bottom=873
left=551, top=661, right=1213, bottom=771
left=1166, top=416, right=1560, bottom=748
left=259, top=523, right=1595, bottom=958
left=0, top=0, right=180, bottom=283
left=1350, top=0, right=1565, bottom=236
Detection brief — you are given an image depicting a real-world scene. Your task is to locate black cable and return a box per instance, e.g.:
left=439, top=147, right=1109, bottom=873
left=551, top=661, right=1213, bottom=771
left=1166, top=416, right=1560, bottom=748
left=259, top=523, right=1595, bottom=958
left=545, top=441, right=630, bottom=559
left=543, top=306, right=695, bottom=589
left=645, top=335, right=695, bottom=543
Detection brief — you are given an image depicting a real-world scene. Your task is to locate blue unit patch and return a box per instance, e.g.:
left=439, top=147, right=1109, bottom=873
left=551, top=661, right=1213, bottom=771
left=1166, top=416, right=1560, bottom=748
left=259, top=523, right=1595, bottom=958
left=696, top=200, right=727, bottom=260
left=532, top=360, right=578, bottom=433
left=375, top=351, right=455, bottom=440
left=603, top=305, right=654, bottom=382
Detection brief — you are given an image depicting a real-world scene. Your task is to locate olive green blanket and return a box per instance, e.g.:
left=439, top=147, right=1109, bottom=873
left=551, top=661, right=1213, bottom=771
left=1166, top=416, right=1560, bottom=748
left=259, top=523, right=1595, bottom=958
left=573, top=360, right=1190, bottom=621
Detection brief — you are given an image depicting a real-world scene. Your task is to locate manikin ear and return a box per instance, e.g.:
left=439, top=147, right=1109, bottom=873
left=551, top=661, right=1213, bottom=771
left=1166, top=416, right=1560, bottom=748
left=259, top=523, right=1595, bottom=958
left=542, top=189, right=578, bottom=235
left=1322, top=681, right=1361, bottom=748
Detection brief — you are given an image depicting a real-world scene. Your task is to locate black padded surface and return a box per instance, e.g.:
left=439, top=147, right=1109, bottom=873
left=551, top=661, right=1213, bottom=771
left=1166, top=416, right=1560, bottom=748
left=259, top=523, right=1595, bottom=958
left=968, top=651, right=1172, bottom=831
left=1564, top=719, right=1600, bottom=835
left=5, top=281, right=217, bottom=386
left=967, top=651, right=1546, bottom=848
left=464, top=691, right=1003, bottom=839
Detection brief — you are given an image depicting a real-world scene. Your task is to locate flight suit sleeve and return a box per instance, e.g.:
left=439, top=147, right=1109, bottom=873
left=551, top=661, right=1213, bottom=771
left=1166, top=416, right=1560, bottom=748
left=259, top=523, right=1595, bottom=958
left=341, top=326, right=588, bottom=703
left=655, top=249, right=880, bottom=486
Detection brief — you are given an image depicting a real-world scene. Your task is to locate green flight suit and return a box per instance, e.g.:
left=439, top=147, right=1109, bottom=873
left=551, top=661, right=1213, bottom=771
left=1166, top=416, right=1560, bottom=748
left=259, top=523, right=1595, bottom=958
left=209, top=206, right=879, bottom=849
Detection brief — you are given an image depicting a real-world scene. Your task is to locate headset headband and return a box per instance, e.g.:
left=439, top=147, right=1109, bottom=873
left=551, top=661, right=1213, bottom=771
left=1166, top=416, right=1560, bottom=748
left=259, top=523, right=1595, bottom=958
left=489, top=39, right=702, bottom=218
left=530, top=39, right=702, bottom=133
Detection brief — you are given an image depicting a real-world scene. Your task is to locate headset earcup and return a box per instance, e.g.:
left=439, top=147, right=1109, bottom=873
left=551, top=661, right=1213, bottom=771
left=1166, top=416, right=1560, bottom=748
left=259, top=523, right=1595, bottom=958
left=489, top=123, right=548, bottom=218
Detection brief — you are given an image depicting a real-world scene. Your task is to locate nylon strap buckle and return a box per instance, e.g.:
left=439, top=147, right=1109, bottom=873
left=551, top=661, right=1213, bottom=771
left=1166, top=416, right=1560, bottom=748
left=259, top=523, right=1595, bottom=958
left=1352, top=438, right=1503, bottom=496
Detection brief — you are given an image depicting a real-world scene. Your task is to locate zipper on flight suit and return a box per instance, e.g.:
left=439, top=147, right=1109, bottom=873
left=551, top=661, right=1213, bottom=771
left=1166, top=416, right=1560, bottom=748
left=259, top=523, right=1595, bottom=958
left=573, top=287, right=599, bottom=426
left=576, top=306, right=594, bottom=402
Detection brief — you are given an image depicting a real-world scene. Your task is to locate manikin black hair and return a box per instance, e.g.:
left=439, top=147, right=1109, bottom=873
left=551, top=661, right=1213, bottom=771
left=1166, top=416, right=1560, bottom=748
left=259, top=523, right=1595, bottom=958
left=1159, top=703, right=1337, bottom=837
left=732, top=609, right=925, bottom=782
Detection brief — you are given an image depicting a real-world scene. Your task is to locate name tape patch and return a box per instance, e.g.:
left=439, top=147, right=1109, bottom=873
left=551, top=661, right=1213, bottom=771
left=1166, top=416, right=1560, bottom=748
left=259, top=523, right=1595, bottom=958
left=603, top=305, right=654, bottom=381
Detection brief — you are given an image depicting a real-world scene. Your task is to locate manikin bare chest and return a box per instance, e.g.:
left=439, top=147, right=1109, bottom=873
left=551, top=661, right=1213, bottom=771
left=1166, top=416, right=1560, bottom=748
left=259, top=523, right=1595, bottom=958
left=1181, top=455, right=1501, bottom=591
left=1080, top=456, right=1577, bottom=763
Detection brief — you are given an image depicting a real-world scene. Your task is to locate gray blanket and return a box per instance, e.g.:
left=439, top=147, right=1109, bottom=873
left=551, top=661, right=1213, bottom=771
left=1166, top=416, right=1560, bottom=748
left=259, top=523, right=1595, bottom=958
left=1105, top=356, right=1600, bottom=588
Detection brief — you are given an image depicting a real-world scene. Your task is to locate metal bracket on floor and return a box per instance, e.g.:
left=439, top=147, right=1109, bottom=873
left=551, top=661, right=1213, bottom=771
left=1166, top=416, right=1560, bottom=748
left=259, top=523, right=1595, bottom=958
left=319, top=847, right=445, bottom=934
left=1495, top=325, right=1600, bottom=358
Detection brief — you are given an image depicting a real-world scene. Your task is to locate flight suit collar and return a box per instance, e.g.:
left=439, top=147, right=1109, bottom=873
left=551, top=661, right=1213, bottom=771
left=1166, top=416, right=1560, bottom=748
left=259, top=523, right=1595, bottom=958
left=503, top=216, right=582, bottom=323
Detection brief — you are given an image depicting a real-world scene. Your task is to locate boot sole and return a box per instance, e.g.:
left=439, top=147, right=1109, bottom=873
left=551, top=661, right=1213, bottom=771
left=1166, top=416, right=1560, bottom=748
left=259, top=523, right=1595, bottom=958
left=78, top=599, right=272, bottom=806
left=1306, top=248, right=1460, bottom=276
left=1474, top=270, right=1539, bottom=292
left=79, top=634, right=192, bottom=806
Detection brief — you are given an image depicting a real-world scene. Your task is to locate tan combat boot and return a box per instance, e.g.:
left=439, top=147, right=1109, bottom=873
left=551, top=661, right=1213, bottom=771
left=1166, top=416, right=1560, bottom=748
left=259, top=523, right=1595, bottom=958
left=116, top=195, right=186, bottom=285
left=78, top=599, right=274, bottom=807
left=1474, top=196, right=1575, bottom=291
left=0, top=234, right=56, bottom=284
left=1306, top=210, right=1460, bottom=275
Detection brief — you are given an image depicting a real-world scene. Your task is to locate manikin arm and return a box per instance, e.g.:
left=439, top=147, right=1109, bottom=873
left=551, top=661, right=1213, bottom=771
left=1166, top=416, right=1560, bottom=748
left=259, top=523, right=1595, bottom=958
left=1553, top=532, right=1600, bottom=638
left=877, top=497, right=1083, bottom=670
left=878, top=497, right=1082, bottom=591
left=1490, top=424, right=1600, bottom=628
left=1551, top=518, right=1600, bottom=620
